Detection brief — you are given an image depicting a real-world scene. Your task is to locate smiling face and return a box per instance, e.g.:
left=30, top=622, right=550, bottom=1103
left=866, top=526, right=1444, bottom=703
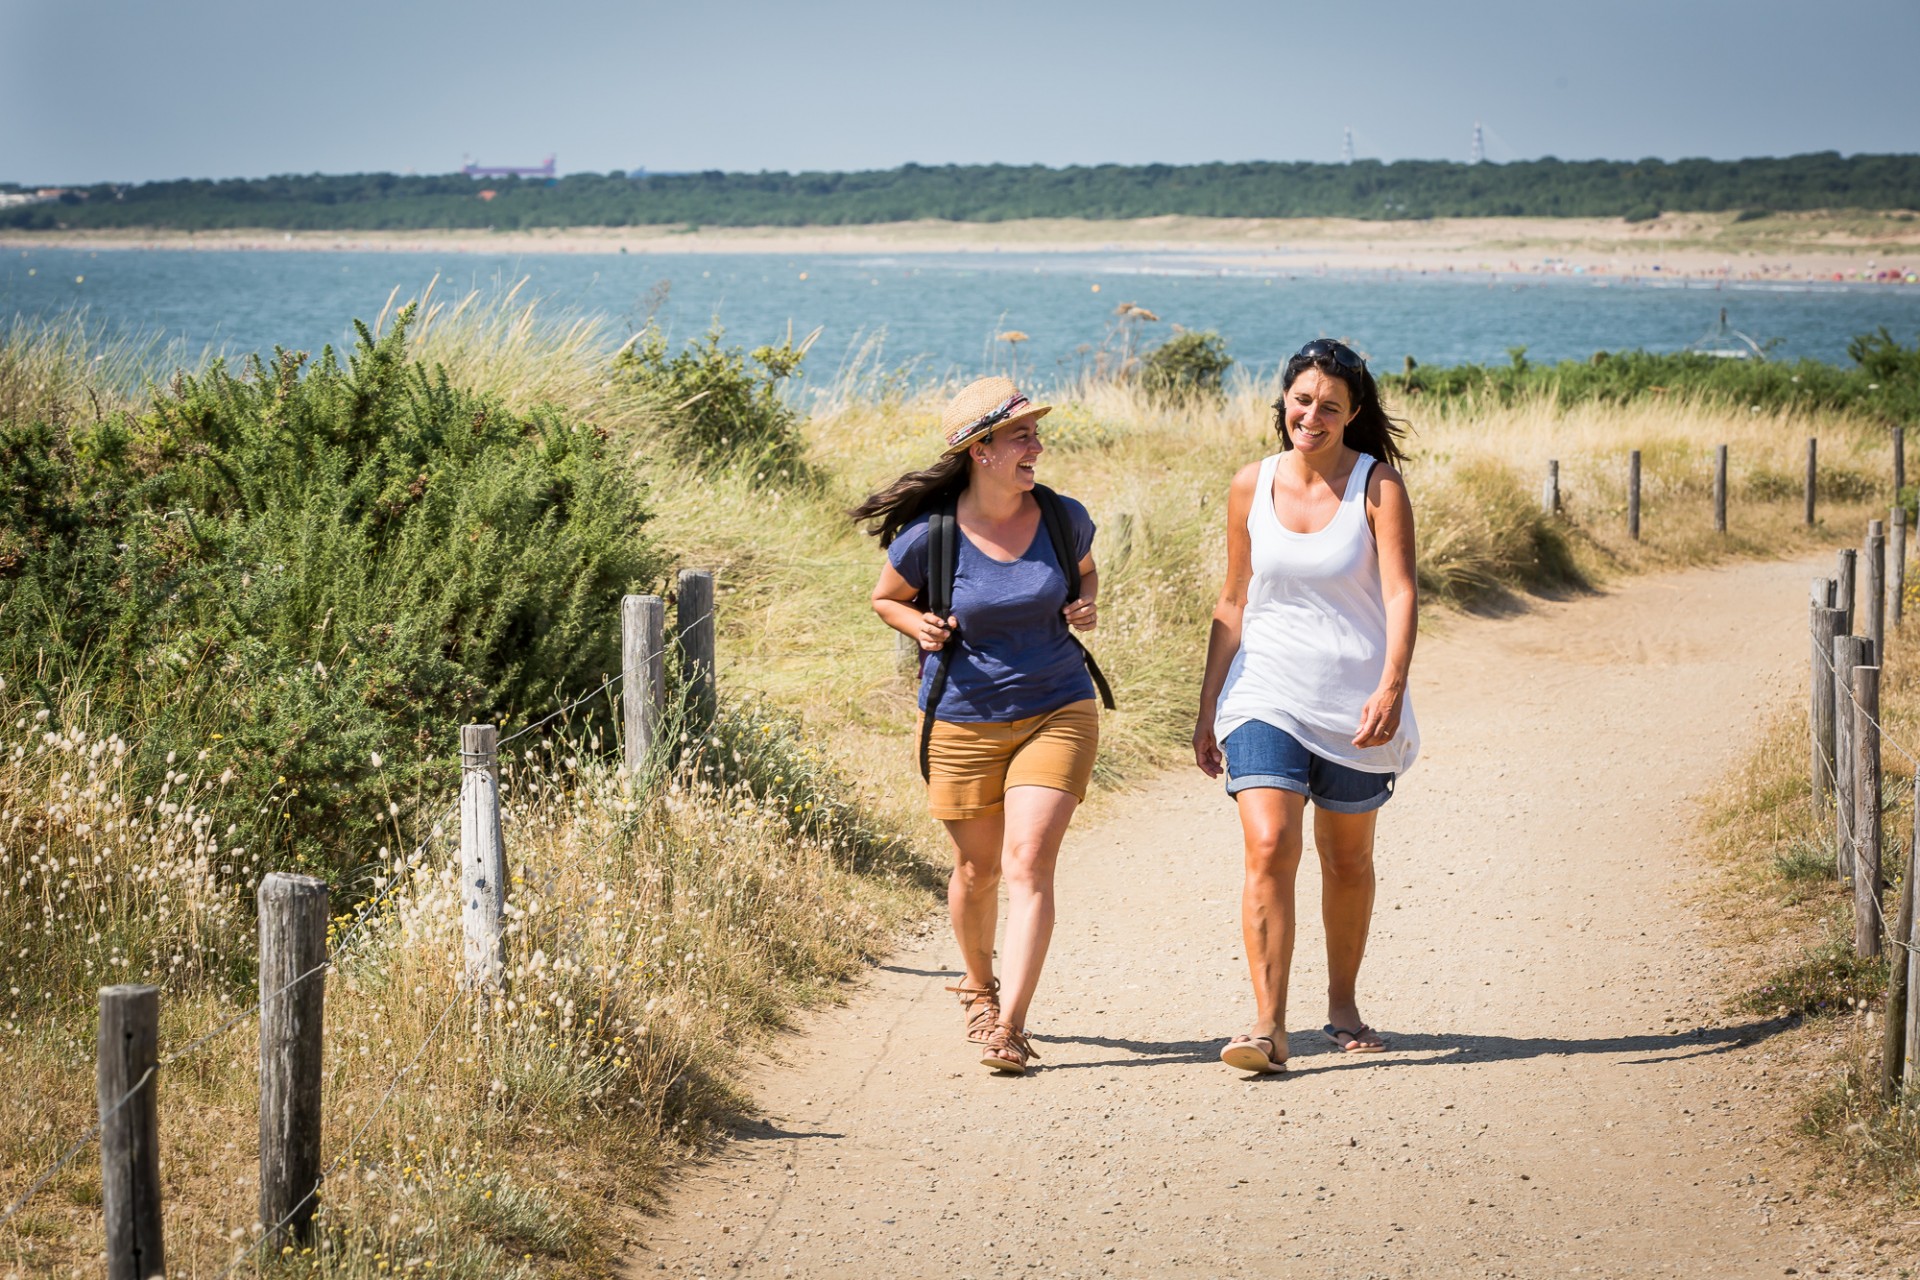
left=969, top=415, right=1044, bottom=489
left=1280, top=367, right=1357, bottom=458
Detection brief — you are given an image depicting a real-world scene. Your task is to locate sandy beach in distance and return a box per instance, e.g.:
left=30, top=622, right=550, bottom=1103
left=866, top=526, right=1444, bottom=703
left=6, top=211, right=1920, bottom=283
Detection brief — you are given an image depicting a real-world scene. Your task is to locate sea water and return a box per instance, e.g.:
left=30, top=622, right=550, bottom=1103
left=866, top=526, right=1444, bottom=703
left=5, top=245, right=1919, bottom=388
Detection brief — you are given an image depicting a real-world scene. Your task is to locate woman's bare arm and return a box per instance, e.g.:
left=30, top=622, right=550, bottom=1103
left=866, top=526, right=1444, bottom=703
left=1194, top=462, right=1260, bottom=775
left=871, top=562, right=956, bottom=651
left=1356, top=463, right=1418, bottom=748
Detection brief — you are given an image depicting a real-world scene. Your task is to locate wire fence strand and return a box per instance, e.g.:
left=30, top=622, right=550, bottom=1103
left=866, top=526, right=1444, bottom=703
left=0, top=1066, right=154, bottom=1233
left=1810, top=608, right=1920, bottom=960
left=0, top=796, right=463, bottom=1230
left=212, top=990, right=468, bottom=1280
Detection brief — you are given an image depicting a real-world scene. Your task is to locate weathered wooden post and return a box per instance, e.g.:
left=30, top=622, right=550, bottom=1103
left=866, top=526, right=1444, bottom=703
left=1811, top=599, right=1842, bottom=805
left=676, top=569, right=717, bottom=727
left=895, top=629, right=921, bottom=678
left=1834, top=634, right=1873, bottom=878
left=1895, top=425, right=1907, bottom=498
left=98, top=984, right=162, bottom=1280
left=1806, top=437, right=1818, bottom=527
left=1906, top=810, right=1920, bottom=1097
left=259, top=873, right=328, bottom=1249
left=1894, top=506, right=1909, bottom=627
left=1627, top=450, right=1641, bottom=540
left=1867, top=520, right=1887, bottom=662
left=1541, top=459, right=1560, bottom=515
left=1713, top=444, right=1728, bottom=533
left=1853, top=665, right=1883, bottom=959
left=1837, top=548, right=1858, bottom=636
left=1883, top=796, right=1915, bottom=1105
left=621, top=594, right=666, bottom=774
left=460, top=724, right=505, bottom=990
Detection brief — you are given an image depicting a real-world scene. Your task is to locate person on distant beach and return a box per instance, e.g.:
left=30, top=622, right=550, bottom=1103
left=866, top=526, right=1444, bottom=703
left=1192, top=339, right=1419, bottom=1074
left=853, top=376, right=1105, bottom=1076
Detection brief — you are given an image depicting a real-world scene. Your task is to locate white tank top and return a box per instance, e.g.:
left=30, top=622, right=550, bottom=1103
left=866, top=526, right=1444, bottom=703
left=1213, top=452, right=1419, bottom=776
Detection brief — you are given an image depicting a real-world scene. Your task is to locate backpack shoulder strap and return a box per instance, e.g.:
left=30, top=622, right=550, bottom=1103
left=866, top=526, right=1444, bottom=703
left=1031, top=485, right=1115, bottom=711
left=917, top=493, right=961, bottom=781
left=926, top=493, right=958, bottom=618
left=1033, top=484, right=1081, bottom=603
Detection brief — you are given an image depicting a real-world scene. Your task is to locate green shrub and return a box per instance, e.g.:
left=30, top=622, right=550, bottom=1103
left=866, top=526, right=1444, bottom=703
left=1137, top=330, right=1232, bottom=401
left=615, top=323, right=811, bottom=479
left=0, top=308, right=664, bottom=878
left=1379, top=329, right=1920, bottom=424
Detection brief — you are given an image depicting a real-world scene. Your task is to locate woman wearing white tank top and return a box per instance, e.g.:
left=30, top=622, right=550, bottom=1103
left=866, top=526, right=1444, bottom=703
left=1193, top=339, right=1419, bottom=1074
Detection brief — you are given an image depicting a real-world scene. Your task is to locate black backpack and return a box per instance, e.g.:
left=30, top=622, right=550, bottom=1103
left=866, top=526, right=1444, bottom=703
left=917, top=484, right=1116, bottom=781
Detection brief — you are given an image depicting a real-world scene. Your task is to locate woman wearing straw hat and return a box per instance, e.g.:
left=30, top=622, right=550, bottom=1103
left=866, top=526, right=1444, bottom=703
left=852, top=376, right=1104, bottom=1075
left=1193, top=339, right=1419, bottom=1075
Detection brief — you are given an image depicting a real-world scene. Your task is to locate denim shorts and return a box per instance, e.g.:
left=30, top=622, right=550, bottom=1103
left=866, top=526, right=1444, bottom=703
left=1222, top=719, right=1395, bottom=814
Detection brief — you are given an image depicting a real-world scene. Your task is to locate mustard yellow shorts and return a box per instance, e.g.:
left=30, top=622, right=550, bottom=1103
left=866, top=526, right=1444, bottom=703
left=921, top=699, right=1101, bottom=821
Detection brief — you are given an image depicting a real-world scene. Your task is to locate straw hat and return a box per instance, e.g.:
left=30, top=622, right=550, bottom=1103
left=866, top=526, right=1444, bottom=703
left=940, top=376, right=1051, bottom=456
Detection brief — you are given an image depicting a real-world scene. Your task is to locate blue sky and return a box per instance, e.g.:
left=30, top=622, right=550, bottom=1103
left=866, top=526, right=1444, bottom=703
left=4, top=0, right=1917, bottom=184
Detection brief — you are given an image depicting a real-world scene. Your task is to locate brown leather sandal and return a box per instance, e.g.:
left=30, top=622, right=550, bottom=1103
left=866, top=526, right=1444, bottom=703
left=944, top=978, right=1001, bottom=1044
left=980, top=1021, right=1040, bottom=1075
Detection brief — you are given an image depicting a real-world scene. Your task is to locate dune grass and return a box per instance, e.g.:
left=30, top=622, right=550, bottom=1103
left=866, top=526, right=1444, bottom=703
left=2, top=287, right=1904, bottom=1275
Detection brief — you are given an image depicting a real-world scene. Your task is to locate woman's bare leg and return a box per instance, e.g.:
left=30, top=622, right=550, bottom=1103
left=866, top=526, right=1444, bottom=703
left=1314, top=805, right=1380, bottom=1038
left=994, top=785, right=1080, bottom=1030
left=1234, top=787, right=1308, bottom=1057
left=943, top=813, right=1004, bottom=991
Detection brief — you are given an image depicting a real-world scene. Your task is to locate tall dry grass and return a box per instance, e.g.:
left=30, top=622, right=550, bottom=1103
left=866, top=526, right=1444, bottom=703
left=0, top=312, right=177, bottom=425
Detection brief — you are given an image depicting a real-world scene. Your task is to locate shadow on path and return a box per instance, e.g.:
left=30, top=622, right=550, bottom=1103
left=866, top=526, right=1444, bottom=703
left=1041, top=1015, right=1795, bottom=1074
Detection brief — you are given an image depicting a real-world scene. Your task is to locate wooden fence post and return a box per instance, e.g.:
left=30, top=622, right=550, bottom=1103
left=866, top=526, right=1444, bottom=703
left=1894, top=506, right=1909, bottom=627
left=1837, top=548, right=1858, bottom=636
left=258, top=873, right=328, bottom=1249
left=1627, top=449, right=1641, bottom=540
left=1541, top=460, right=1560, bottom=515
left=895, top=630, right=921, bottom=678
left=460, top=724, right=505, bottom=990
left=1834, top=634, right=1873, bottom=878
left=1883, top=795, right=1915, bottom=1104
left=1853, top=665, right=1883, bottom=959
left=1867, top=520, right=1887, bottom=663
left=98, top=984, right=162, bottom=1280
left=1811, top=598, right=1842, bottom=806
left=1806, top=437, right=1819, bottom=527
left=1906, top=793, right=1920, bottom=1097
left=621, top=594, right=665, bottom=774
left=677, top=569, right=717, bottom=727
left=1895, top=425, right=1906, bottom=498
left=1713, top=444, right=1728, bottom=533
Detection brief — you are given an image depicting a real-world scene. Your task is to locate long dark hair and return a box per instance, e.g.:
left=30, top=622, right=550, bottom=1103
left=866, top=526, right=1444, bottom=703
left=850, top=450, right=971, bottom=548
left=1276, top=347, right=1409, bottom=468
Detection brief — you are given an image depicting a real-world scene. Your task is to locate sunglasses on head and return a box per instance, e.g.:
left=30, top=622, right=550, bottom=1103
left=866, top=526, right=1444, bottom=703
left=1288, top=339, right=1365, bottom=372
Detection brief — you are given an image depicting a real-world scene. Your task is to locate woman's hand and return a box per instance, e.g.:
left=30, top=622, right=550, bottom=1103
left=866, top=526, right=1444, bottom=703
left=1353, top=685, right=1403, bottom=748
left=1193, top=720, right=1224, bottom=778
left=1063, top=596, right=1097, bottom=632
left=917, top=611, right=958, bottom=651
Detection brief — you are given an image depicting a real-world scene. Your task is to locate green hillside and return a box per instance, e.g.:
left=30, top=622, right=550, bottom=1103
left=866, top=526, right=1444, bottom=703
left=5, top=151, right=1918, bottom=231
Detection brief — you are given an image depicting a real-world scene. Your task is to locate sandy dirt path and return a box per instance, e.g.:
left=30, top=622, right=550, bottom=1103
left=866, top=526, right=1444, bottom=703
left=630, top=554, right=1858, bottom=1279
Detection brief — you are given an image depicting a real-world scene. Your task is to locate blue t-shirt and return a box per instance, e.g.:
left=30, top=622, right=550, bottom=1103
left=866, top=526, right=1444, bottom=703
left=888, top=495, right=1097, bottom=723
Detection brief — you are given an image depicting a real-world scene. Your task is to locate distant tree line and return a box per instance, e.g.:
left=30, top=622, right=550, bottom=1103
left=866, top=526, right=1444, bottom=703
left=4, top=152, right=1918, bottom=231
